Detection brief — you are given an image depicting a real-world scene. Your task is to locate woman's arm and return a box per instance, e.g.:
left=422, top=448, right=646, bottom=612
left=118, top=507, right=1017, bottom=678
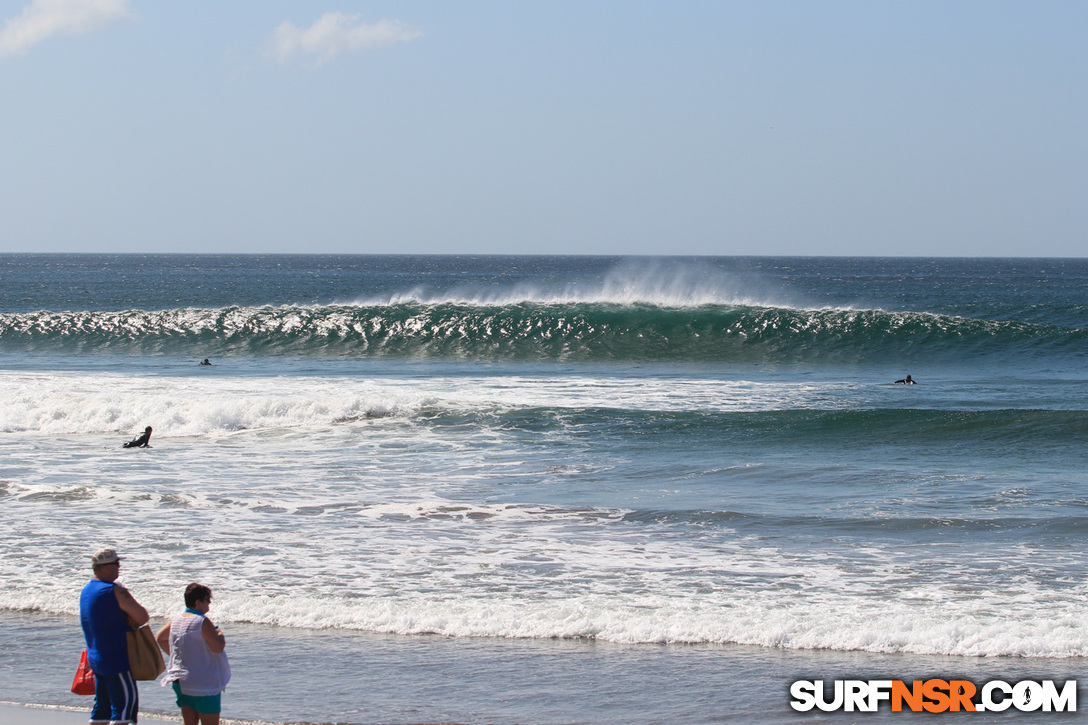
left=201, top=617, right=226, bottom=654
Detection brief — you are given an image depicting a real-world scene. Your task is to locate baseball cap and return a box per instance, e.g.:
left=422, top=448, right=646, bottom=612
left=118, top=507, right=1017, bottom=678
left=91, top=548, right=120, bottom=566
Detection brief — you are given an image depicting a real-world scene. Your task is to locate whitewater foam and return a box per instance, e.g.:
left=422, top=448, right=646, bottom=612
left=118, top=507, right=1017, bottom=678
left=0, top=371, right=878, bottom=436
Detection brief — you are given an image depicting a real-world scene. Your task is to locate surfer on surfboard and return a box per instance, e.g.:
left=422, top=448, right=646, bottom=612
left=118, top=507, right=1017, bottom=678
left=123, top=426, right=153, bottom=448
left=894, top=374, right=916, bottom=384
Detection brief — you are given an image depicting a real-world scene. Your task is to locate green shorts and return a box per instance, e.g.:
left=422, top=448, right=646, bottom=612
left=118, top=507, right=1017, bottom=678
left=171, top=680, right=222, bottom=714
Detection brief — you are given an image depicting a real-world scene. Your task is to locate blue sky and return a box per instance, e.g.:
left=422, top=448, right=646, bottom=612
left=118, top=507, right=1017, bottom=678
left=0, top=1, right=1085, bottom=256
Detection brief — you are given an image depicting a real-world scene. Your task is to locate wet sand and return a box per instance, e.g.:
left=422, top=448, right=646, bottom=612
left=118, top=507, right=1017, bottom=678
left=0, top=703, right=178, bottom=724
left=0, top=702, right=464, bottom=725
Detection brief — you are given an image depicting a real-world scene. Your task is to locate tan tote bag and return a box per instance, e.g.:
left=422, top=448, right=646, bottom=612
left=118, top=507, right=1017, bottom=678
left=127, top=622, right=166, bottom=680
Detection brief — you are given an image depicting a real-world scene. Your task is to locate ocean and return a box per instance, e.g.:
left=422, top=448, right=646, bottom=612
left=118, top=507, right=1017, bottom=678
left=1, top=254, right=1086, bottom=723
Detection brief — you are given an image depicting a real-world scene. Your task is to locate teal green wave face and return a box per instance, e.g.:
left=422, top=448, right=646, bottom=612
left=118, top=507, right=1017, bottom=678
left=0, top=302, right=1082, bottom=363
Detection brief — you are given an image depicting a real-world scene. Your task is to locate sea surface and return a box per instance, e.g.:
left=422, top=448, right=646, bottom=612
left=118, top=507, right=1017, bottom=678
left=1, top=254, right=1086, bottom=723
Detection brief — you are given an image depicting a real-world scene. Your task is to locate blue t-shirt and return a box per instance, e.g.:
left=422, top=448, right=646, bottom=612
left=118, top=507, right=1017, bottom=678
left=80, top=579, right=130, bottom=675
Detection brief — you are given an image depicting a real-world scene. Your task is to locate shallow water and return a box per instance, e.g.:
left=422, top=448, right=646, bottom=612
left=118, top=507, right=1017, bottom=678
left=3, top=612, right=1085, bottom=724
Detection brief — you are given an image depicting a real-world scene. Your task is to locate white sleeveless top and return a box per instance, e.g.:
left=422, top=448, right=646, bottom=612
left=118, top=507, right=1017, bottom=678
left=161, top=613, right=231, bottom=696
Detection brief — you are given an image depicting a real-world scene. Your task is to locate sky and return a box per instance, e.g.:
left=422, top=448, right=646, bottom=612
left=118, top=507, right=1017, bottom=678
left=0, top=1, right=1085, bottom=257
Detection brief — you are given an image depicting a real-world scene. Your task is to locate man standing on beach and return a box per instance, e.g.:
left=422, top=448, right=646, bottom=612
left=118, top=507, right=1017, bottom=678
left=80, top=548, right=150, bottom=725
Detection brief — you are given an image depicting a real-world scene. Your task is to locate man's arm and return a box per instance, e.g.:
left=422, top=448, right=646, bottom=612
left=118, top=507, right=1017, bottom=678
left=114, top=584, right=149, bottom=626
left=155, top=621, right=172, bottom=654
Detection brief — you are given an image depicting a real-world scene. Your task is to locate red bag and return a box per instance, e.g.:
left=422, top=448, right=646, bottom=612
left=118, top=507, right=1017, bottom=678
left=71, top=650, right=95, bottom=696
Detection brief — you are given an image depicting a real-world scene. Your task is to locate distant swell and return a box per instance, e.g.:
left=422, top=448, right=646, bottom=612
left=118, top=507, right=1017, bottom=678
left=0, top=303, right=1083, bottom=362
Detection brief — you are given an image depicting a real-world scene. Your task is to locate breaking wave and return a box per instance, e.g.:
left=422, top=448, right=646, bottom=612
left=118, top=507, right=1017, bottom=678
left=1, top=302, right=1082, bottom=363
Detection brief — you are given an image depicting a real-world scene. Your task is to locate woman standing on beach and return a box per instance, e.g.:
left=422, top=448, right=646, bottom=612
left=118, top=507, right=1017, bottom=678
left=155, top=583, right=230, bottom=725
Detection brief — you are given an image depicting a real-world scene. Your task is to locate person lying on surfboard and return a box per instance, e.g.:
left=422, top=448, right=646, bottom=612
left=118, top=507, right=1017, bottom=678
left=894, top=374, right=916, bottom=384
left=123, top=426, right=153, bottom=448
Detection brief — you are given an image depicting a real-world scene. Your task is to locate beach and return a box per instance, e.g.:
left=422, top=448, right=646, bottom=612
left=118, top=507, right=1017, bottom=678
left=0, top=704, right=178, bottom=725
left=2, top=255, right=1087, bottom=723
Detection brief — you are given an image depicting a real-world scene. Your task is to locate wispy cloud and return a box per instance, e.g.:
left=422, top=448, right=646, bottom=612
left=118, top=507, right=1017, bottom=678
left=268, top=12, right=421, bottom=67
left=0, top=0, right=133, bottom=57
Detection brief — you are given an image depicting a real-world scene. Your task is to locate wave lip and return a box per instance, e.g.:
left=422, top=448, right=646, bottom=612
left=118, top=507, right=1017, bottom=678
left=1, top=302, right=1082, bottom=363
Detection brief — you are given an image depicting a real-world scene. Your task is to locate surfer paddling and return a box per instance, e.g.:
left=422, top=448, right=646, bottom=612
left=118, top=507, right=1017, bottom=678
left=894, top=374, right=916, bottom=385
left=123, top=426, right=153, bottom=448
